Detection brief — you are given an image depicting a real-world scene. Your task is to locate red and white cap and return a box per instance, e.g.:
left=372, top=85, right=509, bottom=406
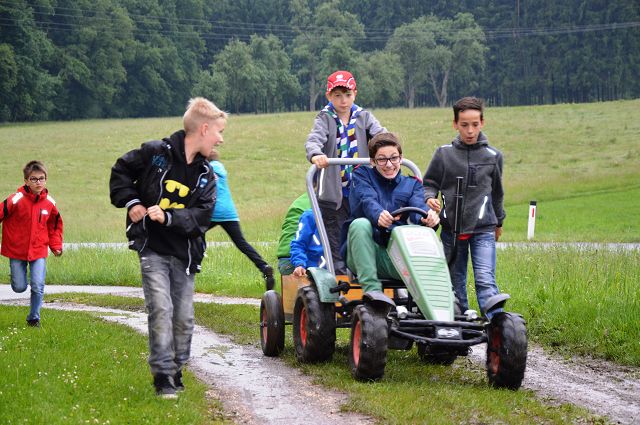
left=326, top=70, right=356, bottom=93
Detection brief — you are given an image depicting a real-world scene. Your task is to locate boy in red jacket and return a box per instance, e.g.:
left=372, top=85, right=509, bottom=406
left=0, top=160, right=64, bottom=327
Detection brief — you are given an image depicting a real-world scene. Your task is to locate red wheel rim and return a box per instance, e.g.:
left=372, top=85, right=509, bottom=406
left=352, top=320, right=361, bottom=367
left=488, top=327, right=501, bottom=374
left=261, top=307, right=267, bottom=342
left=299, top=307, right=308, bottom=348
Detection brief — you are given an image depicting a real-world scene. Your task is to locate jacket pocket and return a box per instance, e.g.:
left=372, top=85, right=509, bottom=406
left=126, top=220, right=147, bottom=252
left=475, top=194, right=498, bottom=228
left=189, top=235, right=206, bottom=272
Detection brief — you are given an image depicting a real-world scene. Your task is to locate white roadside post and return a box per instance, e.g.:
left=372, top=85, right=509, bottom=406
left=527, top=201, right=537, bottom=240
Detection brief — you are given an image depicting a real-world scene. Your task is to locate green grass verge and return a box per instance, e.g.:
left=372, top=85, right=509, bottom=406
left=32, top=294, right=602, bottom=424
left=4, top=242, right=638, bottom=366
left=496, top=248, right=640, bottom=366
left=0, top=100, right=638, bottom=243
left=0, top=306, right=225, bottom=425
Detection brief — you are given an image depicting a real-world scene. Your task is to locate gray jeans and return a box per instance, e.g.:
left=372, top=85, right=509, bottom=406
left=139, top=248, right=195, bottom=376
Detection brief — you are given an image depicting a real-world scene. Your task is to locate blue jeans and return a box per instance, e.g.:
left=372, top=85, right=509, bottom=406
left=441, top=230, right=501, bottom=317
left=139, top=249, right=195, bottom=377
left=10, top=258, right=47, bottom=321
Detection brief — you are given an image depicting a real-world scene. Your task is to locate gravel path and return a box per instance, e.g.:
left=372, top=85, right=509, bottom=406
left=1, top=285, right=639, bottom=424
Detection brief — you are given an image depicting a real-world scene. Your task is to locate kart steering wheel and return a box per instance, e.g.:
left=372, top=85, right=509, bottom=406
left=389, top=206, right=430, bottom=224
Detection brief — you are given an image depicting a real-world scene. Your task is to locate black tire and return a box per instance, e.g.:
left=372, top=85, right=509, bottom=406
left=417, top=344, right=458, bottom=365
left=260, top=290, right=285, bottom=357
left=486, top=312, right=528, bottom=390
left=349, top=305, right=388, bottom=381
left=292, top=286, right=336, bottom=362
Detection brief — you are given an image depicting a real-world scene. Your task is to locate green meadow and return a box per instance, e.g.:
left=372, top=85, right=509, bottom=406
left=0, top=99, right=638, bottom=243
left=0, top=100, right=639, bottom=424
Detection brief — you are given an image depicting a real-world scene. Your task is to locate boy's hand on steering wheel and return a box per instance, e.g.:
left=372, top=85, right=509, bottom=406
left=420, top=209, right=440, bottom=228
left=378, top=210, right=396, bottom=228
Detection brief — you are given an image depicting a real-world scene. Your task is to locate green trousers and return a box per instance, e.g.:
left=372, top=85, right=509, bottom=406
left=346, top=218, right=401, bottom=293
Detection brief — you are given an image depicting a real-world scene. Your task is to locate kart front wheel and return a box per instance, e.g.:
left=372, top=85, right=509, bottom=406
left=260, top=290, right=285, bottom=357
left=292, top=286, right=336, bottom=362
left=349, top=305, right=388, bottom=381
left=486, top=312, right=528, bottom=390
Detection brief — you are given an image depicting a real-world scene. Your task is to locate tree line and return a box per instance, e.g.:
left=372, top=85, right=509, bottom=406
left=1, top=0, right=638, bottom=121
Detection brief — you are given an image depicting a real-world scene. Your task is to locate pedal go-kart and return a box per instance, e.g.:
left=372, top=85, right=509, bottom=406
left=260, top=158, right=527, bottom=389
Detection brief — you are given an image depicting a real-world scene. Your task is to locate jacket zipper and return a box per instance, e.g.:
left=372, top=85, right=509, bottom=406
left=184, top=166, right=209, bottom=275
left=139, top=166, right=170, bottom=254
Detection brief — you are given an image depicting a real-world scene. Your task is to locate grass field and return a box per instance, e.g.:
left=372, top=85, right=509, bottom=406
left=0, top=99, right=638, bottom=243
left=0, top=100, right=638, bottom=423
left=0, top=306, right=224, bottom=425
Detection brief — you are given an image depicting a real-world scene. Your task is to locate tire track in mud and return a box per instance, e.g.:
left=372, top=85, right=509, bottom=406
left=468, top=344, right=640, bottom=424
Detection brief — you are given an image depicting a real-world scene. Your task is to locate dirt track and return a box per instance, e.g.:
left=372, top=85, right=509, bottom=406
left=1, top=289, right=639, bottom=424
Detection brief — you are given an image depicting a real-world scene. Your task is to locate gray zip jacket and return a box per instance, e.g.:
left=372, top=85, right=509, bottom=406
left=305, top=109, right=386, bottom=210
left=423, top=132, right=505, bottom=234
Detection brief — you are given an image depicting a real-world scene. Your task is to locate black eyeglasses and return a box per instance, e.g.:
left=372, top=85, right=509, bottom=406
left=374, top=156, right=401, bottom=166
left=28, top=177, right=46, bottom=183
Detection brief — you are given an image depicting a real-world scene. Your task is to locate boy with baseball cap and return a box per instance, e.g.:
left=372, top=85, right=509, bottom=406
left=305, top=70, right=386, bottom=274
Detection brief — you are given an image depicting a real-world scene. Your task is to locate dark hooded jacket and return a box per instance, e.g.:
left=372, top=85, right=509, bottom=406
left=109, top=130, right=216, bottom=274
left=422, top=132, right=505, bottom=234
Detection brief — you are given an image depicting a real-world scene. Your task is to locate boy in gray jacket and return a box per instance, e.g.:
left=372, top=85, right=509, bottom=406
left=305, top=70, right=386, bottom=274
left=423, top=97, right=505, bottom=318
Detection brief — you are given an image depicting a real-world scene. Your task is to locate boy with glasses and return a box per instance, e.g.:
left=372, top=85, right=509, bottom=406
left=0, top=160, right=64, bottom=327
left=305, top=70, right=386, bottom=274
left=344, top=133, right=439, bottom=295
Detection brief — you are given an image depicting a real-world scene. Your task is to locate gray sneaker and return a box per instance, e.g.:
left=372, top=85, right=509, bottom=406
left=153, top=374, right=177, bottom=399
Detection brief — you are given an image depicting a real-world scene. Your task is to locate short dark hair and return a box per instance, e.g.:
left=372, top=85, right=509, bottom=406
left=23, top=160, right=47, bottom=179
left=328, top=86, right=352, bottom=95
left=368, top=132, right=402, bottom=158
left=453, top=97, right=484, bottom=122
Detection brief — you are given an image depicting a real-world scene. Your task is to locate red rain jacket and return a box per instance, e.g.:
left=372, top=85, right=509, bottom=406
left=0, top=186, right=64, bottom=261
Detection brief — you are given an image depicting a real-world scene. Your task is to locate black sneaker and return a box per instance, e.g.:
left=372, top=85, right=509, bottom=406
left=153, top=374, right=177, bottom=399
left=174, top=370, right=185, bottom=392
left=262, top=265, right=275, bottom=291
left=27, top=319, right=40, bottom=328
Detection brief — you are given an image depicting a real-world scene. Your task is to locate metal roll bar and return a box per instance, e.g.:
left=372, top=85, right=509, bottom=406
left=305, top=158, right=423, bottom=275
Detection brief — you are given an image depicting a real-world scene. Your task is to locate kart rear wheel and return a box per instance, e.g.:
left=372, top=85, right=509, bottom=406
left=260, top=290, right=285, bottom=357
left=417, top=344, right=458, bottom=365
left=292, top=286, right=336, bottom=362
left=486, top=312, right=528, bottom=390
left=349, top=305, right=388, bottom=381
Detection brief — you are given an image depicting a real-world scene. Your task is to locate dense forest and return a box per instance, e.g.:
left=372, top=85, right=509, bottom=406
left=1, top=0, right=638, bottom=121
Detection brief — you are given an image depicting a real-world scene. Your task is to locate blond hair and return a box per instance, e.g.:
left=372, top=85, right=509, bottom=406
left=183, top=97, right=228, bottom=134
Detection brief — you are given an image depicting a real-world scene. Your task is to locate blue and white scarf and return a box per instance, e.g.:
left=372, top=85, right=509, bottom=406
left=323, top=102, right=363, bottom=196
